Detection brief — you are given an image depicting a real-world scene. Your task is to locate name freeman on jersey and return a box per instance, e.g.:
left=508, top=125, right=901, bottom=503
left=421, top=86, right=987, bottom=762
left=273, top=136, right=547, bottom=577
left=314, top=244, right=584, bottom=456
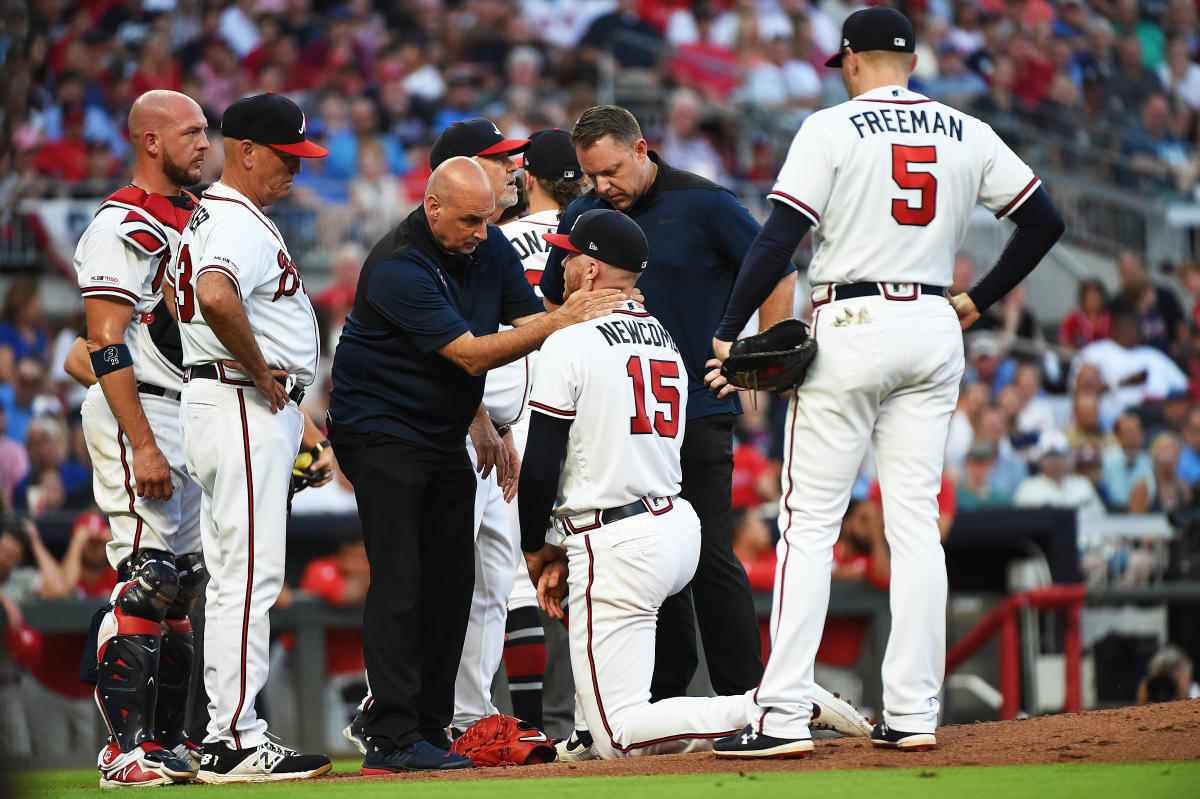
left=595, top=316, right=679, bottom=351
left=848, top=108, right=964, bottom=141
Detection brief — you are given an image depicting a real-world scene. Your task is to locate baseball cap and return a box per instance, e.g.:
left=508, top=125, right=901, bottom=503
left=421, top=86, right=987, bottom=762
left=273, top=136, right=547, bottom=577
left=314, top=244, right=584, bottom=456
left=221, top=92, right=328, bottom=158
left=825, top=6, right=916, bottom=68
left=543, top=209, right=648, bottom=273
left=429, top=117, right=531, bottom=169
left=523, top=128, right=580, bottom=181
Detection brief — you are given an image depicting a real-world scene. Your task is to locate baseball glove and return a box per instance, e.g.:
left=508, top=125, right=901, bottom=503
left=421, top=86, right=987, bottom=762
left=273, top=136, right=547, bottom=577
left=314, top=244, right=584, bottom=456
left=720, top=318, right=818, bottom=393
left=449, top=714, right=556, bottom=767
left=291, top=441, right=330, bottom=493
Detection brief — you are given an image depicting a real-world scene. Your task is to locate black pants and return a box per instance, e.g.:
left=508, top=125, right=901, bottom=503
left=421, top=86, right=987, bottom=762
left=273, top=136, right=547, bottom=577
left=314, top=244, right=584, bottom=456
left=330, top=429, right=476, bottom=749
left=651, top=412, right=764, bottom=699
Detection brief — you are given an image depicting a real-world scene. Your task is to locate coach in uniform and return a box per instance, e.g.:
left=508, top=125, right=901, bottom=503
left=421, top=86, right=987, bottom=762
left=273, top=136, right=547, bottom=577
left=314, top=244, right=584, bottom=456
left=173, top=92, right=332, bottom=781
left=540, top=106, right=794, bottom=710
left=328, top=157, right=629, bottom=774
left=74, top=90, right=207, bottom=788
left=708, top=7, right=1064, bottom=757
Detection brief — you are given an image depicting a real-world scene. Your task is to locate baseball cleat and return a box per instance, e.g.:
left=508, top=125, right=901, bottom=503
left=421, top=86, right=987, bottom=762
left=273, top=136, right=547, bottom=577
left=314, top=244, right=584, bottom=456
left=871, top=721, right=936, bottom=751
left=195, top=739, right=332, bottom=783
left=361, top=739, right=472, bottom=773
left=343, top=715, right=368, bottom=755
left=554, top=729, right=599, bottom=761
left=98, top=741, right=196, bottom=787
left=713, top=725, right=814, bottom=759
left=810, top=685, right=873, bottom=737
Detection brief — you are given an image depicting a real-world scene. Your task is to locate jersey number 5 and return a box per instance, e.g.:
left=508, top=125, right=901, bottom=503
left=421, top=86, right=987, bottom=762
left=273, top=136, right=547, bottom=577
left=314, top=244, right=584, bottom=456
left=626, top=356, right=680, bottom=438
left=174, top=244, right=195, bottom=322
left=891, top=144, right=937, bottom=227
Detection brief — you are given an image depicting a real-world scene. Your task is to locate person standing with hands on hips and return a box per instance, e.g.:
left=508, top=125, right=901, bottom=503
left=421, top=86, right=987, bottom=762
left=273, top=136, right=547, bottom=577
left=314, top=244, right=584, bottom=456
left=708, top=7, right=1064, bottom=758
left=172, top=92, right=333, bottom=782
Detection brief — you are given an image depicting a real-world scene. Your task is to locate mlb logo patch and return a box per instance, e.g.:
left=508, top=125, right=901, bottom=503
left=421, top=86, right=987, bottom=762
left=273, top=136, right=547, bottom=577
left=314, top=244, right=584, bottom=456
left=894, top=37, right=906, bottom=46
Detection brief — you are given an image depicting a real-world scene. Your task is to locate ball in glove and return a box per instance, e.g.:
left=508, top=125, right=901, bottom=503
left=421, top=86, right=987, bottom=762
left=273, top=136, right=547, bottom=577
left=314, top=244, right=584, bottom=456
left=291, top=442, right=330, bottom=492
left=721, top=318, right=818, bottom=393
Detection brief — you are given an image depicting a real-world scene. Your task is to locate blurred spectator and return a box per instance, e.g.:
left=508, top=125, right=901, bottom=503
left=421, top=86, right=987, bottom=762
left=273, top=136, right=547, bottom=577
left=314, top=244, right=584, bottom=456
left=919, top=41, right=988, bottom=109
left=732, top=503, right=775, bottom=592
left=313, top=243, right=366, bottom=334
left=348, top=139, right=406, bottom=244
left=739, top=31, right=821, bottom=125
left=218, top=0, right=260, bottom=58
left=1074, top=308, right=1188, bottom=411
left=868, top=474, right=956, bottom=541
left=1012, top=363, right=1060, bottom=439
left=580, top=0, right=663, bottom=70
left=972, top=406, right=1029, bottom=499
left=1114, top=250, right=1188, bottom=358
left=0, top=405, right=30, bottom=510
left=945, top=381, right=990, bottom=478
left=956, top=440, right=1009, bottom=511
left=964, top=332, right=1016, bottom=396
left=1066, top=389, right=1115, bottom=454
left=1110, top=0, right=1166, bottom=71
left=13, top=416, right=91, bottom=515
left=1057, top=280, right=1113, bottom=351
left=1013, top=429, right=1107, bottom=518
left=1102, top=411, right=1157, bottom=512
left=1159, top=35, right=1200, bottom=111
left=732, top=436, right=779, bottom=514
left=832, top=498, right=889, bottom=589
left=1120, top=92, right=1193, bottom=195
left=1148, top=431, right=1193, bottom=513
left=1137, top=643, right=1200, bottom=703
left=1178, top=406, right=1200, bottom=484
left=326, top=96, right=411, bottom=182
left=1108, top=36, right=1163, bottom=115
left=658, top=89, right=727, bottom=184
left=129, top=33, right=183, bottom=96
left=972, top=54, right=1024, bottom=148
left=971, top=284, right=1045, bottom=360
left=33, top=105, right=90, bottom=184
left=0, top=357, right=50, bottom=445
left=0, top=516, right=70, bottom=603
left=0, top=277, right=48, bottom=383
left=668, top=3, right=741, bottom=102
left=192, top=38, right=247, bottom=119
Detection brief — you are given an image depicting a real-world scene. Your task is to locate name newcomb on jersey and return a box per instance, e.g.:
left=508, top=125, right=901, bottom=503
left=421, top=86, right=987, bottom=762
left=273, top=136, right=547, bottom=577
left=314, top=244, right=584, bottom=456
left=528, top=301, right=685, bottom=516
left=769, top=85, right=1039, bottom=287
left=170, top=181, right=320, bottom=386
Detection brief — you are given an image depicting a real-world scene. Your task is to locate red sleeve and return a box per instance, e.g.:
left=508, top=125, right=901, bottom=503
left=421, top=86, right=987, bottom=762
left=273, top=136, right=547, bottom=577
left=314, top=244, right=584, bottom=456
left=1057, top=312, right=1081, bottom=347
left=937, top=474, right=957, bottom=520
left=299, top=558, right=346, bottom=605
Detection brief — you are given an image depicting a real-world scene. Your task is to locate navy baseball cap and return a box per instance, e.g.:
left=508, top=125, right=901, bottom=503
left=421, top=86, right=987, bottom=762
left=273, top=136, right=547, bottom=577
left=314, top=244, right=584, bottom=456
left=543, top=209, right=648, bottom=273
left=523, top=128, right=580, bottom=181
left=825, top=6, right=916, bottom=68
left=430, top=117, right=531, bottom=169
left=221, top=92, right=328, bottom=157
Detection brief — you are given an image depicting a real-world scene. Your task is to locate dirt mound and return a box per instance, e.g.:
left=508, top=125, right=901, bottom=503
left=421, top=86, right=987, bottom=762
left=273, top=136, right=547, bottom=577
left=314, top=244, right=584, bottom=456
left=326, top=699, right=1200, bottom=782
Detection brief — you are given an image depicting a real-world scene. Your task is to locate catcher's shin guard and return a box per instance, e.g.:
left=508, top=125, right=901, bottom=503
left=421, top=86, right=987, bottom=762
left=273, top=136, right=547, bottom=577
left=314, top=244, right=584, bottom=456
left=154, top=554, right=205, bottom=748
left=95, top=551, right=180, bottom=751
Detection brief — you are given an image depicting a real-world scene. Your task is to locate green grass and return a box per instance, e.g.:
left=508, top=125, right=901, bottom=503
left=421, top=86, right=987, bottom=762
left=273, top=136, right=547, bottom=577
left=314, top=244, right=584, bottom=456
left=13, top=760, right=1200, bottom=799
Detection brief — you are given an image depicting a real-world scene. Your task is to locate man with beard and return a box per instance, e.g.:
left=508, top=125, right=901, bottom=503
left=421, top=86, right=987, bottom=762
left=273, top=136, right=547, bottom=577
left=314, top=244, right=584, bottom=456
left=73, top=89, right=209, bottom=787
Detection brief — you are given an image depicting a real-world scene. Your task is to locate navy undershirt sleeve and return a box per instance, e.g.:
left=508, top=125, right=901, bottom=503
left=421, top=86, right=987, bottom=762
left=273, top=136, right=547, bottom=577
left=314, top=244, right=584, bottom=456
left=968, top=187, right=1065, bottom=313
left=714, top=202, right=811, bottom=341
left=518, top=411, right=573, bottom=553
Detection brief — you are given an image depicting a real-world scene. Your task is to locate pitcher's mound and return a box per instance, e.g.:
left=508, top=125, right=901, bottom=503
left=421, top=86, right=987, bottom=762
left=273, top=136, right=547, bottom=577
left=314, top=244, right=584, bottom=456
left=334, top=699, right=1200, bottom=781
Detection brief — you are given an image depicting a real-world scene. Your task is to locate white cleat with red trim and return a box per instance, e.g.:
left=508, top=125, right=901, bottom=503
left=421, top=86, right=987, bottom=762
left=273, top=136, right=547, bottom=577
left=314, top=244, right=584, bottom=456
left=98, top=741, right=196, bottom=788
left=810, top=685, right=873, bottom=737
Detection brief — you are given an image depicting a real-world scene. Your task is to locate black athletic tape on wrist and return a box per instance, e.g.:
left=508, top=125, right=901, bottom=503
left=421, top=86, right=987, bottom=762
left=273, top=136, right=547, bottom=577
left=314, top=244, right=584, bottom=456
left=90, top=343, right=133, bottom=377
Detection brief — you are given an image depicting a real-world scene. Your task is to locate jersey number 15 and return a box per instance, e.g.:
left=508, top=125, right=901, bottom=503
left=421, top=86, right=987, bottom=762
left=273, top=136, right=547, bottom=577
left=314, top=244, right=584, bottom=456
left=626, top=356, right=680, bottom=438
left=891, top=144, right=937, bottom=227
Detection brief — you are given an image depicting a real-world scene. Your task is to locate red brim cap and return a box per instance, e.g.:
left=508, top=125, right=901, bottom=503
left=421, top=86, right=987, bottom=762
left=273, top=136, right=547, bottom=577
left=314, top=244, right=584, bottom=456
left=271, top=140, right=329, bottom=158
left=478, top=137, right=531, bottom=157
left=542, top=232, right=580, bottom=253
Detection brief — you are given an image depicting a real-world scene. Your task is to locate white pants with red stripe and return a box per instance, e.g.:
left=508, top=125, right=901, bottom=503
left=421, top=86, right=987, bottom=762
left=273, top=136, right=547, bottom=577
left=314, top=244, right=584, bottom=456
left=180, top=379, right=304, bottom=749
left=564, top=498, right=747, bottom=758
left=754, top=293, right=964, bottom=738
left=80, top=384, right=202, bottom=566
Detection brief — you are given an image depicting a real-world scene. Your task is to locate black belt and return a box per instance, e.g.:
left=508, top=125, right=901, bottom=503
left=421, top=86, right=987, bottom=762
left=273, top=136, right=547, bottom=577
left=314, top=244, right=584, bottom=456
left=822, top=282, right=944, bottom=302
left=559, top=496, right=676, bottom=535
left=187, top=363, right=305, bottom=405
left=136, top=382, right=180, bottom=401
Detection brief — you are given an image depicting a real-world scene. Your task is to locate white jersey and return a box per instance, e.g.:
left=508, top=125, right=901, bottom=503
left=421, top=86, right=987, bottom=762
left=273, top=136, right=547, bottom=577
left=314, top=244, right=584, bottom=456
left=528, top=301, right=686, bottom=515
left=770, top=85, right=1039, bottom=287
left=73, top=189, right=192, bottom=389
left=171, top=181, right=319, bottom=386
left=485, top=209, right=559, bottom=424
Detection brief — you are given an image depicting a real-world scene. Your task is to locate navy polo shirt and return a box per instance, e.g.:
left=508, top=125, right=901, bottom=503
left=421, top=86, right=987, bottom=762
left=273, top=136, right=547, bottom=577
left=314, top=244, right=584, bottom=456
left=329, top=206, right=545, bottom=451
left=541, top=152, right=796, bottom=420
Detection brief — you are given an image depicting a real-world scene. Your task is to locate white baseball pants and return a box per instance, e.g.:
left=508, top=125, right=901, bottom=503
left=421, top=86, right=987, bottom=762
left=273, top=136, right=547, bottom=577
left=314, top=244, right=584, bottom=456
left=180, top=379, right=303, bottom=749
left=753, top=293, right=964, bottom=738
left=81, top=384, right=201, bottom=566
left=564, top=498, right=747, bottom=758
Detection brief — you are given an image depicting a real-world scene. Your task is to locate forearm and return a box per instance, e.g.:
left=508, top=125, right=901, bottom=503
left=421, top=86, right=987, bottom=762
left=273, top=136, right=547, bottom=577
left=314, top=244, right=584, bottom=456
left=968, top=188, right=1065, bottom=312
left=197, top=280, right=271, bottom=380
left=715, top=203, right=810, bottom=341
left=59, top=539, right=85, bottom=591
left=518, top=413, right=570, bottom=552
left=96, top=369, right=157, bottom=448
left=64, top=337, right=97, bottom=388
left=757, top=273, right=796, bottom=331
left=32, top=537, right=71, bottom=599
left=300, top=412, right=327, bottom=450
left=446, top=312, right=564, bottom=376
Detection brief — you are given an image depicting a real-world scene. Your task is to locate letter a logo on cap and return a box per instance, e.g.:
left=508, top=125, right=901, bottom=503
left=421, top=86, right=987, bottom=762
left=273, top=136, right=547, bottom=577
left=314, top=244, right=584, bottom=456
left=299, top=114, right=306, bottom=135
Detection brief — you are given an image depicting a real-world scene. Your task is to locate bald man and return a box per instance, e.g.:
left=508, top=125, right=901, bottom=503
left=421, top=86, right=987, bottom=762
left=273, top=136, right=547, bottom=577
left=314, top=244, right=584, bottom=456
left=328, top=156, right=630, bottom=773
left=73, top=89, right=209, bottom=787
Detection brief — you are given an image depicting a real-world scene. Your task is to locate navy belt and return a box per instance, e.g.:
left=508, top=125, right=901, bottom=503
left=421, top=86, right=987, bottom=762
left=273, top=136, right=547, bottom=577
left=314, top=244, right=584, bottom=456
left=812, top=282, right=945, bottom=307
left=187, top=363, right=305, bottom=405
left=557, top=496, right=676, bottom=535
left=136, top=382, right=180, bottom=401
